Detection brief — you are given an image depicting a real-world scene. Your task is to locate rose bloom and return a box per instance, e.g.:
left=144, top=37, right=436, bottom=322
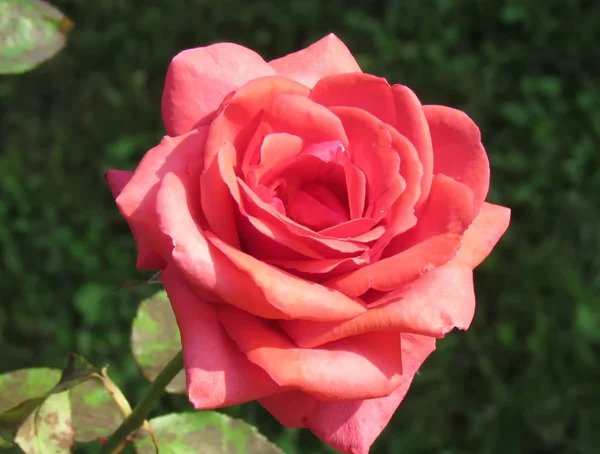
left=106, top=34, right=510, bottom=453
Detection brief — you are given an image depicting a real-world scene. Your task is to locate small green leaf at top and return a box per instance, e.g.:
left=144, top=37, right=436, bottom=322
left=134, top=412, right=285, bottom=454
left=131, top=290, right=186, bottom=394
left=0, top=0, right=74, bottom=74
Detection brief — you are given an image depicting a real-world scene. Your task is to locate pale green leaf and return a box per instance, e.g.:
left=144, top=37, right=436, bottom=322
left=131, top=290, right=185, bottom=393
left=0, top=0, right=74, bottom=74
left=15, top=391, right=74, bottom=454
left=134, top=412, right=284, bottom=454
left=70, top=379, right=125, bottom=443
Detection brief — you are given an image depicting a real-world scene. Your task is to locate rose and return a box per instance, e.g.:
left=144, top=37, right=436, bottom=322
left=106, top=34, right=510, bottom=453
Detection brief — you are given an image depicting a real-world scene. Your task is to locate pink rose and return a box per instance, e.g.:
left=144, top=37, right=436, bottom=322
left=106, top=34, right=510, bottom=453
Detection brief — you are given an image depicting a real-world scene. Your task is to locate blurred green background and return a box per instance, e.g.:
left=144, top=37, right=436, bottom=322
left=1, top=0, right=599, bottom=452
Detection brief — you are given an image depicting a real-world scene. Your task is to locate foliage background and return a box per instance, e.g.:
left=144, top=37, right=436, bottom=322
left=1, top=0, right=599, bottom=452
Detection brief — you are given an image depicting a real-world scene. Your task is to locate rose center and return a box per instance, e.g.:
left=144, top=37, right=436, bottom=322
left=253, top=140, right=351, bottom=231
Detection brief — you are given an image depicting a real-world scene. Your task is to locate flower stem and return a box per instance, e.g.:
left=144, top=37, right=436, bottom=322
left=99, top=351, right=183, bottom=454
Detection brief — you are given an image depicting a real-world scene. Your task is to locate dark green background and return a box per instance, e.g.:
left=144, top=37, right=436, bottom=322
left=1, top=0, right=599, bottom=452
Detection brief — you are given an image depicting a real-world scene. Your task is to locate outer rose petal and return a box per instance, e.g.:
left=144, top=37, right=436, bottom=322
left=423, top=105, right=490, bottom=213
left=161, top=265, right=280, bottom=408
left=260, top=334, right=436, bottom=454
left=269, top=34, right=362, bottom=88
left=161, top=43, right=276, bottom=136
left=453, top=202, right=511, bottom=268
left=114, top=127, right=208, bottom=265
left=219, top=306, right=404, bottom=400
left=105, top=170, right=164, bottom=269
left=105, top=169, right=133, bottom=198
left=282, top=264, right=476, bottom=348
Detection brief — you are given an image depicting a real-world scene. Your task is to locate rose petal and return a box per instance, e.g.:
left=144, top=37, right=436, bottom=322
left=200, top=80, right=312, bottom=243
left=269, top=33, right=361, bottom=88
left=161, top=43, right=276, bottom=136
left=391, top=85, right=434, bottom=208
left=287, top=189, right=347, bottom=230
left=331, top=107, right=402, bottom=218
left=343, top=155, right=367, bottom=219
left=382, top=123, right=423, bottom=236
left=161, top=265, right=280, bottom=408
left=158, top=171, right=288, bottom=318
left=453, top=202, right=511, bottom=268
left=310, top=73, right=396, bottom=125
left=324, top=228, right=461, bottom=294
left=204, top=76, right=311, bottom=171
left=162, top=156, right=367, bottom=320
left=116, top=128, right=208, bottom=262
left=219, top=306, right=403, bottom=400
left=283, top=264, right=475, bottom=348
left=423, top=105, right=490, bottom=213
left=217, top=143, right=367, bottom=259
left=162, top=170, right=359, bottom=320
left=260, top=334, right=436, bottom=454
left=325, top=175, right=474, bottom=297
left=105, top=170, right=164, bottom=269
left=319, top=218, right=378, bottom=239
left=244, top=94, right=349, bottom=162
left=303, top=182, right=348, bottom=218
left=247, top=133, right=304, bottom=184
left=266, top=256, right=367, bottom=280
left=207, top=231, right=367, bottom=320
left=105, top=169, right=133, bottom=198
left=385, top=174, right=475, bottom=255
left=200, top=143, right=241, bottom=248
left=369, top=176, right=406, bottom=223
left=236, top=176, right=370, bottom=259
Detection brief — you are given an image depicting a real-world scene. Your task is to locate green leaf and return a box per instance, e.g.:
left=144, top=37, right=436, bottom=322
left=0, top=0, right=74, bottom=74
left=0, top=369, right=60, bottom=415
left=70, top=378, right=125, bottom=443
left=0, top=354, right=99, bottom=443
left=0, top=368, right=61, bottom=444
left=15, top=391, right=74, bottom=454
left=131, top=290, right=185, bottom=393
left=134, top=412, right=284, bottom=454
